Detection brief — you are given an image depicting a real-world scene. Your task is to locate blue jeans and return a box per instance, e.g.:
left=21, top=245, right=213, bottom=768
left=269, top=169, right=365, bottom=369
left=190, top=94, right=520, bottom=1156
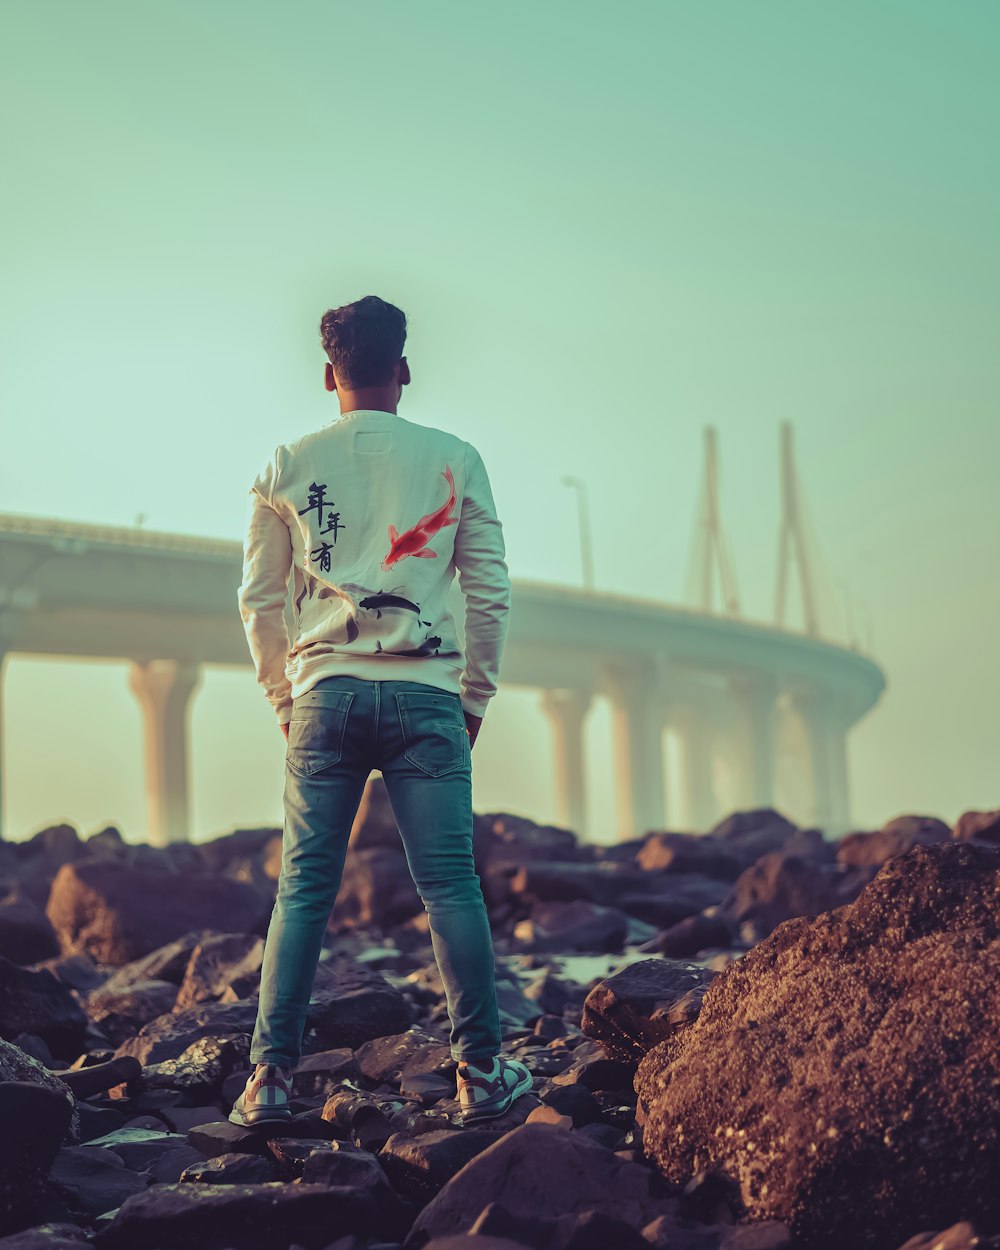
left=249, top=675, right=503, bottom=1069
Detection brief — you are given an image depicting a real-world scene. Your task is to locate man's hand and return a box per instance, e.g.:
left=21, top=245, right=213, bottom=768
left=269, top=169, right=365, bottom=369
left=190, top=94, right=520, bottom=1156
left=464, top=710, right=483, bottom=749
left=281, top=722, right=290, bottom=742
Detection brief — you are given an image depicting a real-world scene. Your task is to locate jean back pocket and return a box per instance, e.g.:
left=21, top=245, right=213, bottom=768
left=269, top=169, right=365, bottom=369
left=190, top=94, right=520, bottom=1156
left=394, top=689, right=469, bottom=778
left=286, top=688, right=356, bottom=776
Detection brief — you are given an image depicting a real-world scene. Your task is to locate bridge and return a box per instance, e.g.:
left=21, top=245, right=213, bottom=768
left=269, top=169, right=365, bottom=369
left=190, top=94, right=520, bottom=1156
left=0, top=424, right=886, bottom=845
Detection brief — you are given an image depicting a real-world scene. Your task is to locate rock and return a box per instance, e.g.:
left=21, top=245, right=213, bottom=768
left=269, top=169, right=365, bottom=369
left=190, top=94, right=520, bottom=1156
left=468, top=1200, right=654, bottom=1248
left=139, top=1143, right=206, bottom=1183
left=837, top=814, right=952, bottom=867
left=482, top=813, right=584, bottom=867
left=0, top=892, right=60, bottom=964
left=129, top=1033, right=251, bottom=1097
left=173, top=932, right=265, bottom=1011
left=378, top=1127, right=497, bottom=1204
left=0, top=1080, right=76, bottom=1171
left=536, top=1083, right=603, bottom=1127
left=186, top=1121, right=275, bottom=1159
left=90, top=1181, right=392, bottom=1248
left=636, top=833, right=748, bottom=881
left=952, top=809, right=1000, bottom=845
left=329, top=846, right=423, bottom=929
left=581, top=958, right=715, bottom=1063
left=45, top=1146, right=150, bottom=1216
left=637, top=841, right=1000, bottom=1249
left=512, top=900, right=631, bottom=954
left=194, top=826, right=282, bottom=876
left=321, top=1088, right=395, bottom=1151
left=655, top=911, right=737, bottom=958
left=0, top=1224, right=94, bottom=1249
left=408, top=1122, right=677, bottom=1245
left=76, top=1103, right=127, bottom=1144
left=895, top=1224, right=1000, bottom=1250
left=84, top=979, right=179, bottom=1045
left=291, top=1048, right=361, bottom=1098
left=347, top=775, right=402, bottom=850
left=80, top=1126, right=190, bottom=1171
left=0, top=957, right=89, bottom=1055
left=304, top=965, right=415, bottom=1051
left=28, top=953, right=105, bottom=996
left=87, top=931, right=213, bottom=993
left=353, top=1027, right=445, bottom=1086
left=615, top=877, right=731, bottom=928
left=721, top=852, right=860, bottom=941
left=179, top=1152, right=279, bottom=1183
left=708, top=809, right=801, bottom=857
left=45, top=861, right=271, bottom=965
left=0, top=1066, right=77, bottom=1238
left=48, top=1056, right=141, bottom=1101
left=112, top=999, right=258, bottom=1066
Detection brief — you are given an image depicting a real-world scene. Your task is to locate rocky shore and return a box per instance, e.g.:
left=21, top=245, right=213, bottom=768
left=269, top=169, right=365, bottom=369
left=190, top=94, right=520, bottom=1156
left=1, top=784, right=998, bottom=1250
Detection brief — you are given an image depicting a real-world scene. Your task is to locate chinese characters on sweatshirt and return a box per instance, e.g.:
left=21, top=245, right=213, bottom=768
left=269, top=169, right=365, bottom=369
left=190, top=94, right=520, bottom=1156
left=237, top=409, right=512, bottom=727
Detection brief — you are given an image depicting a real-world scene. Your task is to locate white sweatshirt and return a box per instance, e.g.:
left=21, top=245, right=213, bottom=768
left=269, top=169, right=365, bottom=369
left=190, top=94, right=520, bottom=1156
left=237, top=409, right=512, bottom=726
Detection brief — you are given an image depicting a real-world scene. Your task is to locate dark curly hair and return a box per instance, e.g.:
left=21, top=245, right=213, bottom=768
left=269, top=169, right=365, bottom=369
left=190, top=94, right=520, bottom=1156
left=319, top=295, right=408, bottom=389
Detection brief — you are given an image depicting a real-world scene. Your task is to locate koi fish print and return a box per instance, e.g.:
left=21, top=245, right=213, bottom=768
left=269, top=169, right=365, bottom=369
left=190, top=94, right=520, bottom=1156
left=381, top=464, right=458, bottom=571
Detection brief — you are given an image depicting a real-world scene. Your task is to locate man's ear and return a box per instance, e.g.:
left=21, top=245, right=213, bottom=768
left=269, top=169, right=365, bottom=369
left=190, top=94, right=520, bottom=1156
left=399, top=357, right=411, bottom=386
left=324, top=362, right=336, bottom=393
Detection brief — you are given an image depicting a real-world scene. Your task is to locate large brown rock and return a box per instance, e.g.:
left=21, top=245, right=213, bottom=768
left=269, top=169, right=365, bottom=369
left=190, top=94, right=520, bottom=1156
left=45, top=861, right=272, bottom=965
left=636, top=842, right=1000, bottom=1249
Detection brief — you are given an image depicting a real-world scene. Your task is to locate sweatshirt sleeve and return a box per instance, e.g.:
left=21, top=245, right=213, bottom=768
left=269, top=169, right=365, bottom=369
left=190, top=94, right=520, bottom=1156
left=237, top=447, right=295, bottom=727
left=454, top=441, right=512, bottom=718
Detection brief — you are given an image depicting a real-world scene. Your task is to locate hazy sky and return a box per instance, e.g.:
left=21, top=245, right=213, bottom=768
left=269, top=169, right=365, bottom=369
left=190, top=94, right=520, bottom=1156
left=2, top=1, right=998, bottom=845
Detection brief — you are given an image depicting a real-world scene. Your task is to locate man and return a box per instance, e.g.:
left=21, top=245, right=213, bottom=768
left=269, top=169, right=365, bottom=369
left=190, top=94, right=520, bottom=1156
left=230, top=295, right=533, bottom=1128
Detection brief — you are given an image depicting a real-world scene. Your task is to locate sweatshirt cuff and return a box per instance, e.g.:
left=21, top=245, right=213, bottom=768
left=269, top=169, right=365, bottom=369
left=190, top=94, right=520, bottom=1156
left=276, top=703, right=293, bottom=727
left=460, top=693, right=492, bottom=719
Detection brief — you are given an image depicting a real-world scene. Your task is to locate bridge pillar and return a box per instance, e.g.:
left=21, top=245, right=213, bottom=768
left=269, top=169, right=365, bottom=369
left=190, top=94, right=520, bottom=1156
left=601, top=661, right=665, bottom=840
left=670, top=706, right=720, bottom=833
left=539, top=687, right=592, bottom=839
left=787, top=685, right=851, bottom=835
left=127, top=659, right=202, bottom=846
left=729, top=673, right=779, bottom=808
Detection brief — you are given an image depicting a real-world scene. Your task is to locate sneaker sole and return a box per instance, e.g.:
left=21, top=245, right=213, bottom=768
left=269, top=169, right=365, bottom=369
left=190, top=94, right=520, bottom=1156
left=459, top=1067, right=534, bottom=1124
left=228, top=1105, right=293, bottom=1128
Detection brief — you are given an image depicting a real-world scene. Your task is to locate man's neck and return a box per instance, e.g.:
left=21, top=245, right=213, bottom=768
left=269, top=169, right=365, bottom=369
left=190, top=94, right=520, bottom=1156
left=338, top=389, right=398, bottom=416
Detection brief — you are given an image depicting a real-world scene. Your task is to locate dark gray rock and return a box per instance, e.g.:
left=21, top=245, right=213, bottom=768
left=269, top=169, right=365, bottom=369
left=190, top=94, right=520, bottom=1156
left=581, top=957, right=715, bottom=1063
left=45, top=1145, right=149, bottom=1216
left=0, top=892, right=60, bottom=965
left=90, top=1181, right=390, bottom=1248
left=0, top=957, right=88, bottom=1055
left=406, top=1121, right=677, bottom=1246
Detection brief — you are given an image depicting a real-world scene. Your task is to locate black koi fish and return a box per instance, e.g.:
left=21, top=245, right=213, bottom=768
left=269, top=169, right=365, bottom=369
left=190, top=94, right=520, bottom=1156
left=359, top=592, right=432, bottom=625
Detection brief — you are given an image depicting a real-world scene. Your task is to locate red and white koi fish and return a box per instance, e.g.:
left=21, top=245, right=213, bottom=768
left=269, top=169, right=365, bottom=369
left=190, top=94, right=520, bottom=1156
left=381, top=464, right=458, bottom=571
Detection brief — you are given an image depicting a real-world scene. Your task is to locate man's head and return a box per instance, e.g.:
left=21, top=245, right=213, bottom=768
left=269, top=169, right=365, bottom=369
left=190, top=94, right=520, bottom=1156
left=319, top=295, right=410, bottom=414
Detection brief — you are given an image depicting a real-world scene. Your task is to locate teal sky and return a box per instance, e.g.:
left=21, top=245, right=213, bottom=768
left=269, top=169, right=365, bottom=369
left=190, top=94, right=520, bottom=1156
left=2, top=1, right=998, bottom=843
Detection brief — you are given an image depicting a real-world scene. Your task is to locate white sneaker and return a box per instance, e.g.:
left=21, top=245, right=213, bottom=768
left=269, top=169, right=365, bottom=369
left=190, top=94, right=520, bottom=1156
left=228, top=1062, right=293, bottom=1127
left=456, top=1054, right=533, bottom=1123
